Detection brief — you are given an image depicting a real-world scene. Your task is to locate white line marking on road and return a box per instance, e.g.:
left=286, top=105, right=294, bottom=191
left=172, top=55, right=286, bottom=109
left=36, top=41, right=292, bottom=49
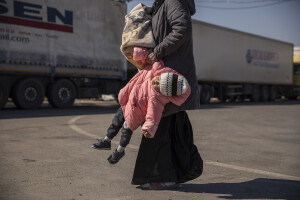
left=68, top=115, right=98, bottom=138
left=68, top=115, right=138, bottom=150
left=68, top=115, right=300, bottom=181
left=205, top=161, right=300, bottom=181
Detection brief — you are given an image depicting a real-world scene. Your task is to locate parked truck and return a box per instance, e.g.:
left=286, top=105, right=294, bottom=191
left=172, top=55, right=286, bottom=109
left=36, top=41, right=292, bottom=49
left=1, top=1, right=299, bottom=110
left=0, top=0, right=129, bottom=109
left=193, top=20, right=299, bottom=103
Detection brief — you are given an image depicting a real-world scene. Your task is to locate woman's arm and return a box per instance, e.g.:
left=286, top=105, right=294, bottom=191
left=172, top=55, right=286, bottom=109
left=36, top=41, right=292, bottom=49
left=153, top=0, right=192, bottom=60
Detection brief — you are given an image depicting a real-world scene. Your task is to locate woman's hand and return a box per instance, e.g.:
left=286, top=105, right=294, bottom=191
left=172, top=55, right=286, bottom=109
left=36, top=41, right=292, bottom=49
left=146, top=51, right=158, bottom=64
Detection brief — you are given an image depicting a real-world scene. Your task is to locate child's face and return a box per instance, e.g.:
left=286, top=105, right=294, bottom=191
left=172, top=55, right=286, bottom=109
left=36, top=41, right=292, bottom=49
left=151, top=76, right=160, bottom=92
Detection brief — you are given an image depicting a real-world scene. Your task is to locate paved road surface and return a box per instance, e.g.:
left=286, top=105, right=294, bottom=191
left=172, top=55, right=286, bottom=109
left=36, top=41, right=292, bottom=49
left=0, top=100, right=300, bottom=200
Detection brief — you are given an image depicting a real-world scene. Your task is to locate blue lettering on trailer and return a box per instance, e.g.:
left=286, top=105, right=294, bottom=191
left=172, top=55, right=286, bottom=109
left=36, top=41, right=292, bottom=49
left=47, top=7, right=73, bottom=25
left=0, top=0, right=8, bottom=14
left=0, top=0, right=73, bottom=32
left=14, top=1, right=42, bottom=21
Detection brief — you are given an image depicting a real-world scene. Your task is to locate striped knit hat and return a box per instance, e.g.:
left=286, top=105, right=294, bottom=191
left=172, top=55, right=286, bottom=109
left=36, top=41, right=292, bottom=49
left=160, top=72, right=189, bottom=97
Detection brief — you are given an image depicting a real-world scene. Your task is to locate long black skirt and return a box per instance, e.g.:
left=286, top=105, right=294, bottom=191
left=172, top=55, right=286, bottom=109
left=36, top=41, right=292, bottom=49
left=131, top=111, right=203, bottom=185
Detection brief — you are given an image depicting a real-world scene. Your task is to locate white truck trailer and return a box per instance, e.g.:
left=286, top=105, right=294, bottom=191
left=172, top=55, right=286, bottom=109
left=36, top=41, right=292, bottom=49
left=1, top=2, right=298, bottom=109
left=0, top=0, right=129, bottom=109
left=192, top=20, right=298, bottom=103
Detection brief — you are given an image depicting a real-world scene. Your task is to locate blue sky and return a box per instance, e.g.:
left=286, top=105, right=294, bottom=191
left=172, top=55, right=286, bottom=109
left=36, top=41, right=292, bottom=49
left=127, top=0, right=300, bottom=47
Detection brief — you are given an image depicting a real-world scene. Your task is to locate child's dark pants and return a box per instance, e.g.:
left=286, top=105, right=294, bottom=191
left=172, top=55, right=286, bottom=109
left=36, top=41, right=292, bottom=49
left=106, top=107, right=133, bottom=148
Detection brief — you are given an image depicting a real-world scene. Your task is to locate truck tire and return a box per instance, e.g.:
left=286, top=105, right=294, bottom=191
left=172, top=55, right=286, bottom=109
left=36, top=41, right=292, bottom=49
left=250, top=85, right=261, bottom=102
left=261, top=85, right=269, bottom=102
left=200, top=84, right=212, bottom=104
left=0, top=81, right=9, bottom=110
left=12, top=78, right=45, bottom=109
left=270, top=86, right=278, bottom=101
left=47, top=79, right=76, bottom=108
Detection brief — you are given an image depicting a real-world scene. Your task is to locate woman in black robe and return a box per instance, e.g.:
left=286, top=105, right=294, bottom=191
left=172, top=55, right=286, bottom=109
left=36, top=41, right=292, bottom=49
left=132, top=0, right=203, bottom=190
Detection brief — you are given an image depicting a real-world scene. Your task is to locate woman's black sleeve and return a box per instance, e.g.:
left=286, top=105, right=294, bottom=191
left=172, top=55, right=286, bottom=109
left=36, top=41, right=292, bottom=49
left=153, top=0, right=192, bottom=60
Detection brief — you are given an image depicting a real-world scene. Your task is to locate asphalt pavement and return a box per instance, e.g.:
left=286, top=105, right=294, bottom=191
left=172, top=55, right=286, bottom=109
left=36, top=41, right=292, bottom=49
left=0, top=99, right=300, bottom=200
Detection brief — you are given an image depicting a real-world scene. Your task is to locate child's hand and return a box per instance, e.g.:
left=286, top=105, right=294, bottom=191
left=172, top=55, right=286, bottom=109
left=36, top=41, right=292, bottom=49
left=142, top=130, right=152, bottom=138
left=133, top=47, right=149, bottom=64
left=142, top=123, right=156, bottom=139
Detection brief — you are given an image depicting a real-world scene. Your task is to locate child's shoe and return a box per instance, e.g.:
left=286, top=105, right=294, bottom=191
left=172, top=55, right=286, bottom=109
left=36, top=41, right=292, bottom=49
left=107, top=149, right=125, bottom=164
left=91, top=138, right=111, bottom=150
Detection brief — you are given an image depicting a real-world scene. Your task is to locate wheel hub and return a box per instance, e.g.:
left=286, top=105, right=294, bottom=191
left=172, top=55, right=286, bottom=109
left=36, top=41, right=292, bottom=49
left=24, top=87, right=37, bottom=102
left=58, top=87, right=70, bottom=102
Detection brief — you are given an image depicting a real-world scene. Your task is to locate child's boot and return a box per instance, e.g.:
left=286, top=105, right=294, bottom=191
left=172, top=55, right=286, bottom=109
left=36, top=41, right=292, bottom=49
left=91, top=107, right=124, bottom=150
left=107, top=127, right=132, bottom=164
left=91, top=138, right=111, bottom=150
left=107, top=148, right=125, bottom=164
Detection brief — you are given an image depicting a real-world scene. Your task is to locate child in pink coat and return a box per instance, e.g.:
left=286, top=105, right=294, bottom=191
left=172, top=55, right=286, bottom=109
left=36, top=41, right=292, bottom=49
left=119, top=48, right=191, bottom=138
left=92, top=47, right=190, bottom=164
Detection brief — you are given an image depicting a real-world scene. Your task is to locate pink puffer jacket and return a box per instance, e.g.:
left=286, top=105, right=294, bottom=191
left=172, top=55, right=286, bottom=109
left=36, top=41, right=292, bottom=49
left=118, top=61, right=191, bottom=138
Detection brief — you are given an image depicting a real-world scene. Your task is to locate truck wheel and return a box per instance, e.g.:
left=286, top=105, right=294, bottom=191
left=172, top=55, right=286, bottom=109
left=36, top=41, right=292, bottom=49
left=250, top=85, right=261, bottom=102
left=12, top=78, right=45, bottom=109
left=0, top=81, right=9, bottom=110
left=200, top=84, right=212, bottom=104
left=261, top=85, right=269, bottom=102
left=47, top=79, right=76, bottom=108
left=270, top=86, right=278, bottom=101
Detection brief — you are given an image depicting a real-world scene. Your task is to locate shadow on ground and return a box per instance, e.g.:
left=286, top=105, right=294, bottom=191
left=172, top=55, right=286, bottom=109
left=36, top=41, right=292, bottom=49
left=1, top=100, right=299, bottom=119
left=179, top=178, right=300, bottom=200
left=0, top=101, right=120, bottom=119
left=199, top=100, right=300, bottom=110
